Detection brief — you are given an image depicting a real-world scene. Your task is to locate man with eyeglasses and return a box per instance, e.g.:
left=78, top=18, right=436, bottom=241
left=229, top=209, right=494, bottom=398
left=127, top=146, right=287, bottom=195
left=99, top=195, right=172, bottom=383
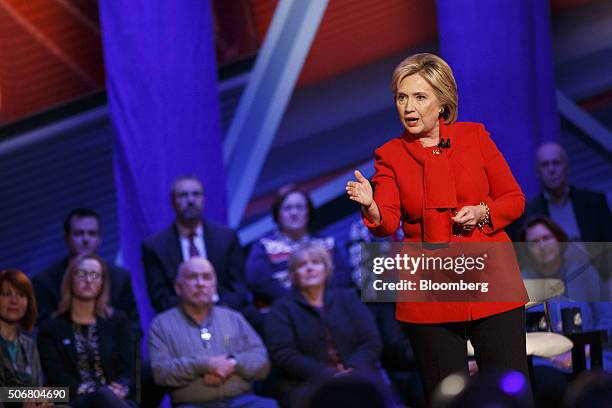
left=32, top=208, right=139, bottom=329
left=149, top=257, right=277, bottom=407
left=142, top=175, right=251, bottom=315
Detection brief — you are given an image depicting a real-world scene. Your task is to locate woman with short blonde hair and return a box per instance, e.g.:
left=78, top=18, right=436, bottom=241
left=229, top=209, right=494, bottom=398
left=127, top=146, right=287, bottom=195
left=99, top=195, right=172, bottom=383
left=287, top=242, right=334, bottom=288
left=265, top=242, right=382, bottom=407
left=391, top=53, right=458, bottom=124
left=347, top=52, right=530, bottom=401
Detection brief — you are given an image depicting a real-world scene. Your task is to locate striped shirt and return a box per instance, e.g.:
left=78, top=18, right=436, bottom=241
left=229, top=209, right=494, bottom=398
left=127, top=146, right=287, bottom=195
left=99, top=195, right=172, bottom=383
left=149, top=305, right=270, bottom=403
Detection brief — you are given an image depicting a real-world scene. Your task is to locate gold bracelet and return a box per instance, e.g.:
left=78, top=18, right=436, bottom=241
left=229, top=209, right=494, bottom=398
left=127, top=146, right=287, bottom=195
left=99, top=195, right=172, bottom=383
left=477, top=202, right=490, bottom=230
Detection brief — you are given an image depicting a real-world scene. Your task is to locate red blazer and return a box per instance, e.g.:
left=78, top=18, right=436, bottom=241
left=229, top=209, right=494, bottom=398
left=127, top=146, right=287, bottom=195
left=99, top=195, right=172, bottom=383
left=364, top=121, right=527, bottom=323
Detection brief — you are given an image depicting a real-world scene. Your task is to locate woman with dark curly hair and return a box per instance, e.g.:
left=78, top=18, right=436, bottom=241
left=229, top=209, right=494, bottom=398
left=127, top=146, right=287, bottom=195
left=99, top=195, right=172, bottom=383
left=246, top=185, right=352, bottom=309
left=520, top=215, right=610, bottom=371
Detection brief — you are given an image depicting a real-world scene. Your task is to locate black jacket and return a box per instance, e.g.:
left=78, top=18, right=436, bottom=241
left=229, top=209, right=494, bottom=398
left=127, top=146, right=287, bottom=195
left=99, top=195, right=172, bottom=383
left=507, top=186, right=612, bottom=242
left=141, top=219, right=249, bottom=313
left=37, top=311, right=134, bottom=399
left=265, top=289, right=381, bottom=381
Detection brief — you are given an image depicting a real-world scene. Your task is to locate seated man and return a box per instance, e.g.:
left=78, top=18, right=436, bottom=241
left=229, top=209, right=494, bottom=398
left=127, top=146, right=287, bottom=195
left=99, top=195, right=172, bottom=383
left=32, top=208, right=139, bottom=331
left=142, top=175, right=250, bottom=314
left=507, top=142, right=612, bottom=242
left=149, top=257, right=277, bottom=408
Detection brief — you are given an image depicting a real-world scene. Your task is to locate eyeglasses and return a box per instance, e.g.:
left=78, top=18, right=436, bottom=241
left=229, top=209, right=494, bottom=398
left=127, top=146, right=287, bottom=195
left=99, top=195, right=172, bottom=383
left=200, top=327, right=212, bottom=348
left=75, top=270, right=102, bottom=281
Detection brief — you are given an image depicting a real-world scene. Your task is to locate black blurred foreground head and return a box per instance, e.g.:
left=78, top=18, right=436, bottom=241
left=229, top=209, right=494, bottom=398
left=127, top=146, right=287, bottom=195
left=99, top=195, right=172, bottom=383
left=299, top=373, right=395, bottom=408
left=561, top=370, right=612, bottom=408
left=431, top=369, right=533, bottom=408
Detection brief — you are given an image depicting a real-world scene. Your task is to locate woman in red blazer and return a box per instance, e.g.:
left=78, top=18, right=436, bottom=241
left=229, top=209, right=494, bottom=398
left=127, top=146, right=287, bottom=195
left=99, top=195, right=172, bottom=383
left=346, top=53, right=530, bottom=400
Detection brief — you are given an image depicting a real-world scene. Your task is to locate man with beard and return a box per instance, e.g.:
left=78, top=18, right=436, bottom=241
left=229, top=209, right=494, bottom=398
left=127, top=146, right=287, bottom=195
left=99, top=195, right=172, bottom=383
left=142, top=175, right=250, bottom=314
left=148, top=257, right=276, bottom=407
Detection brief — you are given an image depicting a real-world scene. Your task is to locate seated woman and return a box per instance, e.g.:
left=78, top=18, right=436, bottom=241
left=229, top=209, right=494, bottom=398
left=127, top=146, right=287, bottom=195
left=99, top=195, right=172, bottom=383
left=37, top=253, right=135, bottom=408
left=264, top=242, right=382, bottom=407
left=519, top=215, right=612, bottom=371
left=246, top=185, right=352, bottom=309
left=1, top=269, right=52, bottom=408
left=520, top=215, right=601, bottom=302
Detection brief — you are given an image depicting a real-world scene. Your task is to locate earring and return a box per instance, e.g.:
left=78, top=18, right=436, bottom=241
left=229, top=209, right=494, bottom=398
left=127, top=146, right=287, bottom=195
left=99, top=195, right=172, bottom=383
left=439, top=107, right=444, bottom=114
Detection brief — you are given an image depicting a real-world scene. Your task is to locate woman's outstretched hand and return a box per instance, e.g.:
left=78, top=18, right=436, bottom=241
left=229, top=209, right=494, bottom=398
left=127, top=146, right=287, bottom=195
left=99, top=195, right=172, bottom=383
left=346, top=170, right=373, bottom=207
left=347, top=170, right=381, bottom=224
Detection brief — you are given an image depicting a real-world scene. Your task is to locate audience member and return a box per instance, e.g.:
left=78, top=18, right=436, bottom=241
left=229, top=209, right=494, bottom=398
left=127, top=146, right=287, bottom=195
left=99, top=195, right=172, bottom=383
left=246, top=185, right=352, bottom=309
left=430, top=370, right=532, bottom=408
left=142, top=175, right=250, bottom=314
left=508, top=142, right=612, bottom=243
left=519, top=216, right=612, bottom=405
left=264, top=243, right=382, bottom=407
left=32, top=208, right=139, bottom=331
left=148, top=257, right=276, bottom=407
left=519, top=215, right=601, bottom=302
left=1, top=269, right=49, bottom=408
left=37, top=254, right=135, bottom=408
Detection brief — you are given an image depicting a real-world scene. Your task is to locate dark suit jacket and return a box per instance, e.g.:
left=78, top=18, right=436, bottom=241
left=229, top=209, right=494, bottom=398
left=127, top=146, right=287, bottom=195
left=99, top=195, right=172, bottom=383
left=142, top=219, right=249, bottom=313
left=520, top=186, right=612, bottom=242
left=37, top=311, right=134, bottom=399
left=32, top=258, right=140, bottom=331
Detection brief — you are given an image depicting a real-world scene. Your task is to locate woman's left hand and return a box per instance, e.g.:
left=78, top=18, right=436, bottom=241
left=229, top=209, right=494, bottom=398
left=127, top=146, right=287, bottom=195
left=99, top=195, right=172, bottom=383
left=452, top=205, right=486, bottom=230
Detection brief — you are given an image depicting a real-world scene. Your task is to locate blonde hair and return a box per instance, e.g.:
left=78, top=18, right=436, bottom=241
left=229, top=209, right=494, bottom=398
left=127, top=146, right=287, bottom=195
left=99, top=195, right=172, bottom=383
left=288, top=242, right=334, bottom=288
left=55, top=253, right=112, bottom=318
left=391, top=53, right=458, bottom=124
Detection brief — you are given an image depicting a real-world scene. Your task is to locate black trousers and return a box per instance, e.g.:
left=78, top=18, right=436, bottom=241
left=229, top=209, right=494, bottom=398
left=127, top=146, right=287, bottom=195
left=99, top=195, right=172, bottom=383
left=403, top=306, right=530, bottom=401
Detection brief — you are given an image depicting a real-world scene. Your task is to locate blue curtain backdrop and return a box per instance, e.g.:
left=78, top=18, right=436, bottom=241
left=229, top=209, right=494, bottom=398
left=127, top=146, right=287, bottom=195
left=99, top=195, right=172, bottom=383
left=436, top=0, right=560, bottom=199
left=98, top=0, right=227, bottom=329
